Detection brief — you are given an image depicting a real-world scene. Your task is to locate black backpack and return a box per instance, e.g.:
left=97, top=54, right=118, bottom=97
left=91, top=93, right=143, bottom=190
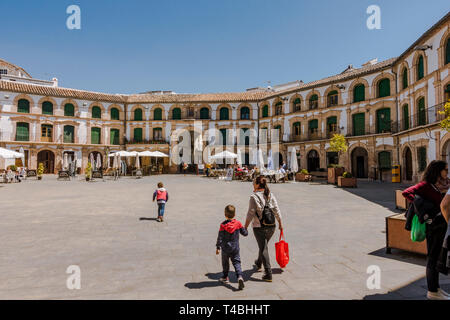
left=255, top=193, right=276, bottom=226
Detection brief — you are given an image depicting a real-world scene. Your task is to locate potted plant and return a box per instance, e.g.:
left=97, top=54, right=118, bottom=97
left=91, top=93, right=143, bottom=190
left=328, top=134, right=348, bottom=184
left=338, top=171, right=357, bottom=188
left=296, top=169, right=312, bottom=182
left=37, top=163, right=44, bottom=180
left=85, top=162, right=92, bottom=181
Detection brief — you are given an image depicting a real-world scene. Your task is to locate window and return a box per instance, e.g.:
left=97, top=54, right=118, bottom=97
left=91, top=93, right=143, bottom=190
left=219, top=107, right=229, bottom=120
left=42, top=101, right=53, bottom=115
left=275, top=102, right=283, bottom=115
left=353, top=84, right=365, bottom=103
left=153, top=128, right=162, bottom=141
left=446, top=84, right=450, bottom=101
left=41, top=124, right=53, bottom=142
left=376, top=108, right=391, bottom=133
left=153, top=108, right=162, bottom=120
left=327, top=90, right=338, bottom=107
left=220, top=128, right=227, bottom=145
left=63, top=125, right=74, bottom=143
left=417, top=97, right=426, bottom=126
left=64, top=103, right=75, bottom=117
left=110, top=108, right=120, bottom=120
left=446, top=38, right=450, bottom=65
left=293, top=122, right=301, bottom=136
left=16, top=122, right=29, bottom=141
left=240, top=128, right=249, bottom=145
left=262, top=105, right=269, bottom=118
left=0, top=69, right=7, bottom=75
left=402, top=104, right=410, bottom=130
left=327, top=116, right=337, bottom=136
left=134, top=128, right=143, bottom=143
left=240, top=107, right=250, bottom=120
left=110, top=129, right=120, bottom=145
left=378, top=78, right=391, bottom=98
left=308, top=120, right=318, bottom=137
left=378, top=151, right=391, bottom=170
left=273, top=125, right=281, bottom=141
left=17, top=99, right=30, bottom=113
left=200, top=107, right=209, bottom=119
left=92, top=106, right=101, bottom=119
left=172, top=108, right=181, bottom=120
left=134, top=108, right=143, bottom=121
left=260, top=127, right=268, bottom=143
left=309, top=95, right=318, bottom=109
left=402, top=68, right=408, bottom=90
left=418, top=147, right=427, bottom=172
left=353, top=113, right=365, bottom=136
left=293, top=98, right=301, bottom=112
left=417, top=55, right=424, bottom=80
left=91, top=127, right=101, bottom=144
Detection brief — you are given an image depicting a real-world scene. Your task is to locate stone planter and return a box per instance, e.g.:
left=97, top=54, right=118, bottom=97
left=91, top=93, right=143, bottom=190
left=337, top=176, right=357, bottom=188
left=395, top=190, right=408, bottom=210
left=327, top=167, right=344, bottom=184
left=296, top=173, right=312, bottom=182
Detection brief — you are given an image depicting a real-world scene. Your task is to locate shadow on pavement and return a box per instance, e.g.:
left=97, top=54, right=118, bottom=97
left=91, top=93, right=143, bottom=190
left=369, top=247, right=427, bottom=267
left=184, top=268, right=284, bottom=292
left=336, top=180, right=412, bottom=213
left=139, top=217, right=159, bottom=221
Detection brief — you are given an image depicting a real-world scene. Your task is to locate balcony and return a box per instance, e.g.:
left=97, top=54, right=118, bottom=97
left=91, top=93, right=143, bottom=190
left=391, top=103, right=445, bottom=134
left=125, top=138, right=169, bottom=145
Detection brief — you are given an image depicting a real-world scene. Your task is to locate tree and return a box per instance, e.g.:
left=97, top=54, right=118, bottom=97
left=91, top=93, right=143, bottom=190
left=329, top=134, right=348, bottom=167
left=439, top=100, right=450, bottom=131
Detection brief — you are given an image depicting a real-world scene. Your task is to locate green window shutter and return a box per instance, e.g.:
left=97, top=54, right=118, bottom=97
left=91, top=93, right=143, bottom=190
left=446, top=38, right=450, bottom=65
left=417, top=56, right=424, bottom=80
left=309, top=120, right=318, bottom=132
left=327, top=90, right=338, bottom=106
left=353, top=113, right=365, bottom=136
left=42, top=101, right=53, bottom=115
left=16, top=122, right=29, bottom=141
left=200, top=107, right=209, bottom=119
left=262, top=105, right=269, bottom=118
left=310, top=95, right=318, bottom=109
left=293, top=98, right=301, bottom=111
left=376, top=108, right=391, bottom=133
left=293, top=122, right=301, bottom=135
left=63, top=126, right=74, bottom=143
left=418, top=147, right=427, bottom=172
left=91, top=127, right=101, bottom=144
left=378, top=151, right=391, bottom=170
left=353, top=85, right=365, bottom=102
left=110, top=129, right=120, bottom=145
left=133, top=128, right=143, bottom=142
left=327, top=116, right=337, bottom=125
left=111, top=108, right=119, bottom=120
left=220, top=108, right=229, bottom=120
left=64, top=103, right=75, bottom=117
left=154, top=108, right=162, bottom=120
left=92, top=106, right=101, bottom=119
left=17, top=99, right=30, bottom=113
left=403, top=104, right=409, bottom=130
left=418, top=98, right=426, bottom=126
left=402, top=68, right=408, bottom=89
left=172, top=108, right=181, bottom=120
left=134, top=108, right=143, bottom=121
left=378, top=79, right=391, bottom=98
left=241, top=107, right=250, bottom=119
left=220, top=128, right=227, bottom=145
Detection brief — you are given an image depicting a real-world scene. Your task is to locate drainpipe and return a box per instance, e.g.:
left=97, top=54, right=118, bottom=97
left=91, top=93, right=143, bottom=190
left=123, top=102, right=128, bottom=151
left=392, top=66, right=400, bottom=166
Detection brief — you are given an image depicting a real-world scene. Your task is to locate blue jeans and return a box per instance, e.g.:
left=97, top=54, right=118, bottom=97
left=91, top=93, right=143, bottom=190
left=157, top=203, right=165, bottom=217
left=221, top=249, right=242, bottom=278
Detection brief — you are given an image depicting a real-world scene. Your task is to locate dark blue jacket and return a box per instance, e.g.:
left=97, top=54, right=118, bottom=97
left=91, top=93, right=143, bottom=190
left=216, top=219, right=248, bottom=252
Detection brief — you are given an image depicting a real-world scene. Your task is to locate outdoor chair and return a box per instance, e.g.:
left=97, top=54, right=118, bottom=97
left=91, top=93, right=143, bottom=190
left=57, top=170, right=71, bottom=181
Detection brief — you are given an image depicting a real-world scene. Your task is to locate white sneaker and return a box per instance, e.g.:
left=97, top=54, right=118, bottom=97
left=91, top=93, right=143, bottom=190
left=438, top=288, right=450, bottom=298
left=427, top=290, right=450, bottom=300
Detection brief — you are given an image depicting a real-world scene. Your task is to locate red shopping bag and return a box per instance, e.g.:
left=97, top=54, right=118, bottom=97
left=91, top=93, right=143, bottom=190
left=275, top=230, right=289, bottom=268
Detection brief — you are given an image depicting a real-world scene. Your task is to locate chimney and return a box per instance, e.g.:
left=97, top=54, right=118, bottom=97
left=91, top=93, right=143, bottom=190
left=52, top=77, right=58, bottom=87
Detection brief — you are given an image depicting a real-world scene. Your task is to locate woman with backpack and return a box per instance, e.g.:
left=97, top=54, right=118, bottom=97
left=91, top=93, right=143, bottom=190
left=245, top=176, right=283, bottom=282
left=402, top=160, right=449, bottom=300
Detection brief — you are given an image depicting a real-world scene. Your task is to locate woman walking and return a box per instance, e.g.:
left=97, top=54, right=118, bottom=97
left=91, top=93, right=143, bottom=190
left=245, top=176, right=283, bottom=282
left=402, top=160, right=450, bottom=300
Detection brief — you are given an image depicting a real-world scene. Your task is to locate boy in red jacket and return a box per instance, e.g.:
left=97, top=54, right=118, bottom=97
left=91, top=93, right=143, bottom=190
left=153, top=182, right=169, bottom=222
left=216, top=205, right=248, bottom=290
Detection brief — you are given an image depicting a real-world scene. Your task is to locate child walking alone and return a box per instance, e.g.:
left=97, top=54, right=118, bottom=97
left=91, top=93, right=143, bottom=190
left=153, top=182, right=169, bottom=222
left=216, top=205, right=248, bottom=290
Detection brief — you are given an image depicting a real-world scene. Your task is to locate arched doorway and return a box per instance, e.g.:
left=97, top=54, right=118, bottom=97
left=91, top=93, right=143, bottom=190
left=404, top=147, right=413, bottom=181
left=37, top=150, right=55, bottom=174
left=351, top=147, right=368, bottom=178
left=307, top=150, right=320, bottom=172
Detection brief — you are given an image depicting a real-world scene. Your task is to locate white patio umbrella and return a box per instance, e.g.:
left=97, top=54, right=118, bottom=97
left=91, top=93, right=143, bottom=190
left=0, top=147, right=24, bottom=159
left=257, top=149, right=265, bottom=172
left=112, top=153, right=118, bottom=169
left=63, top=153, right=69, bottom=170
left=19, top=147, right=25, bottom=167
left=237, top=149, right=243, bottom=167
left=290, top=147, right=298, bottom=174
left=267, top=149, right=274, bottom=170
left=138, top=151, right=155, bottom=157
left=90, top=153, right=95, bottom=169
left=211, top=150, right=237, bottom=160
left=96, top=153, right=102, bottom=170
left=135, top=152, right=140, bottom=169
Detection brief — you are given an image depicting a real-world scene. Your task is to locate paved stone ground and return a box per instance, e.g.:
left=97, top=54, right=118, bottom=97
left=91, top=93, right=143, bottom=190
left=1, top=175, right=448, bottom=300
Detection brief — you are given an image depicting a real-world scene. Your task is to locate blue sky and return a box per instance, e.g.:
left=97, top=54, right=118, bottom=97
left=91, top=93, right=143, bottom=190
left=1, top=0, right=449, bottom=94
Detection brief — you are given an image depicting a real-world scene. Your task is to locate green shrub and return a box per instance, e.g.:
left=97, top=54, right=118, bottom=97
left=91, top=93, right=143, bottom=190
left=8, top=165, right=17, bottom=171
left=342, top=171, right=353, bottom=178
left=300, top=169, right=309, bottom=175
left=37, top=163, right=44, bottom=176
